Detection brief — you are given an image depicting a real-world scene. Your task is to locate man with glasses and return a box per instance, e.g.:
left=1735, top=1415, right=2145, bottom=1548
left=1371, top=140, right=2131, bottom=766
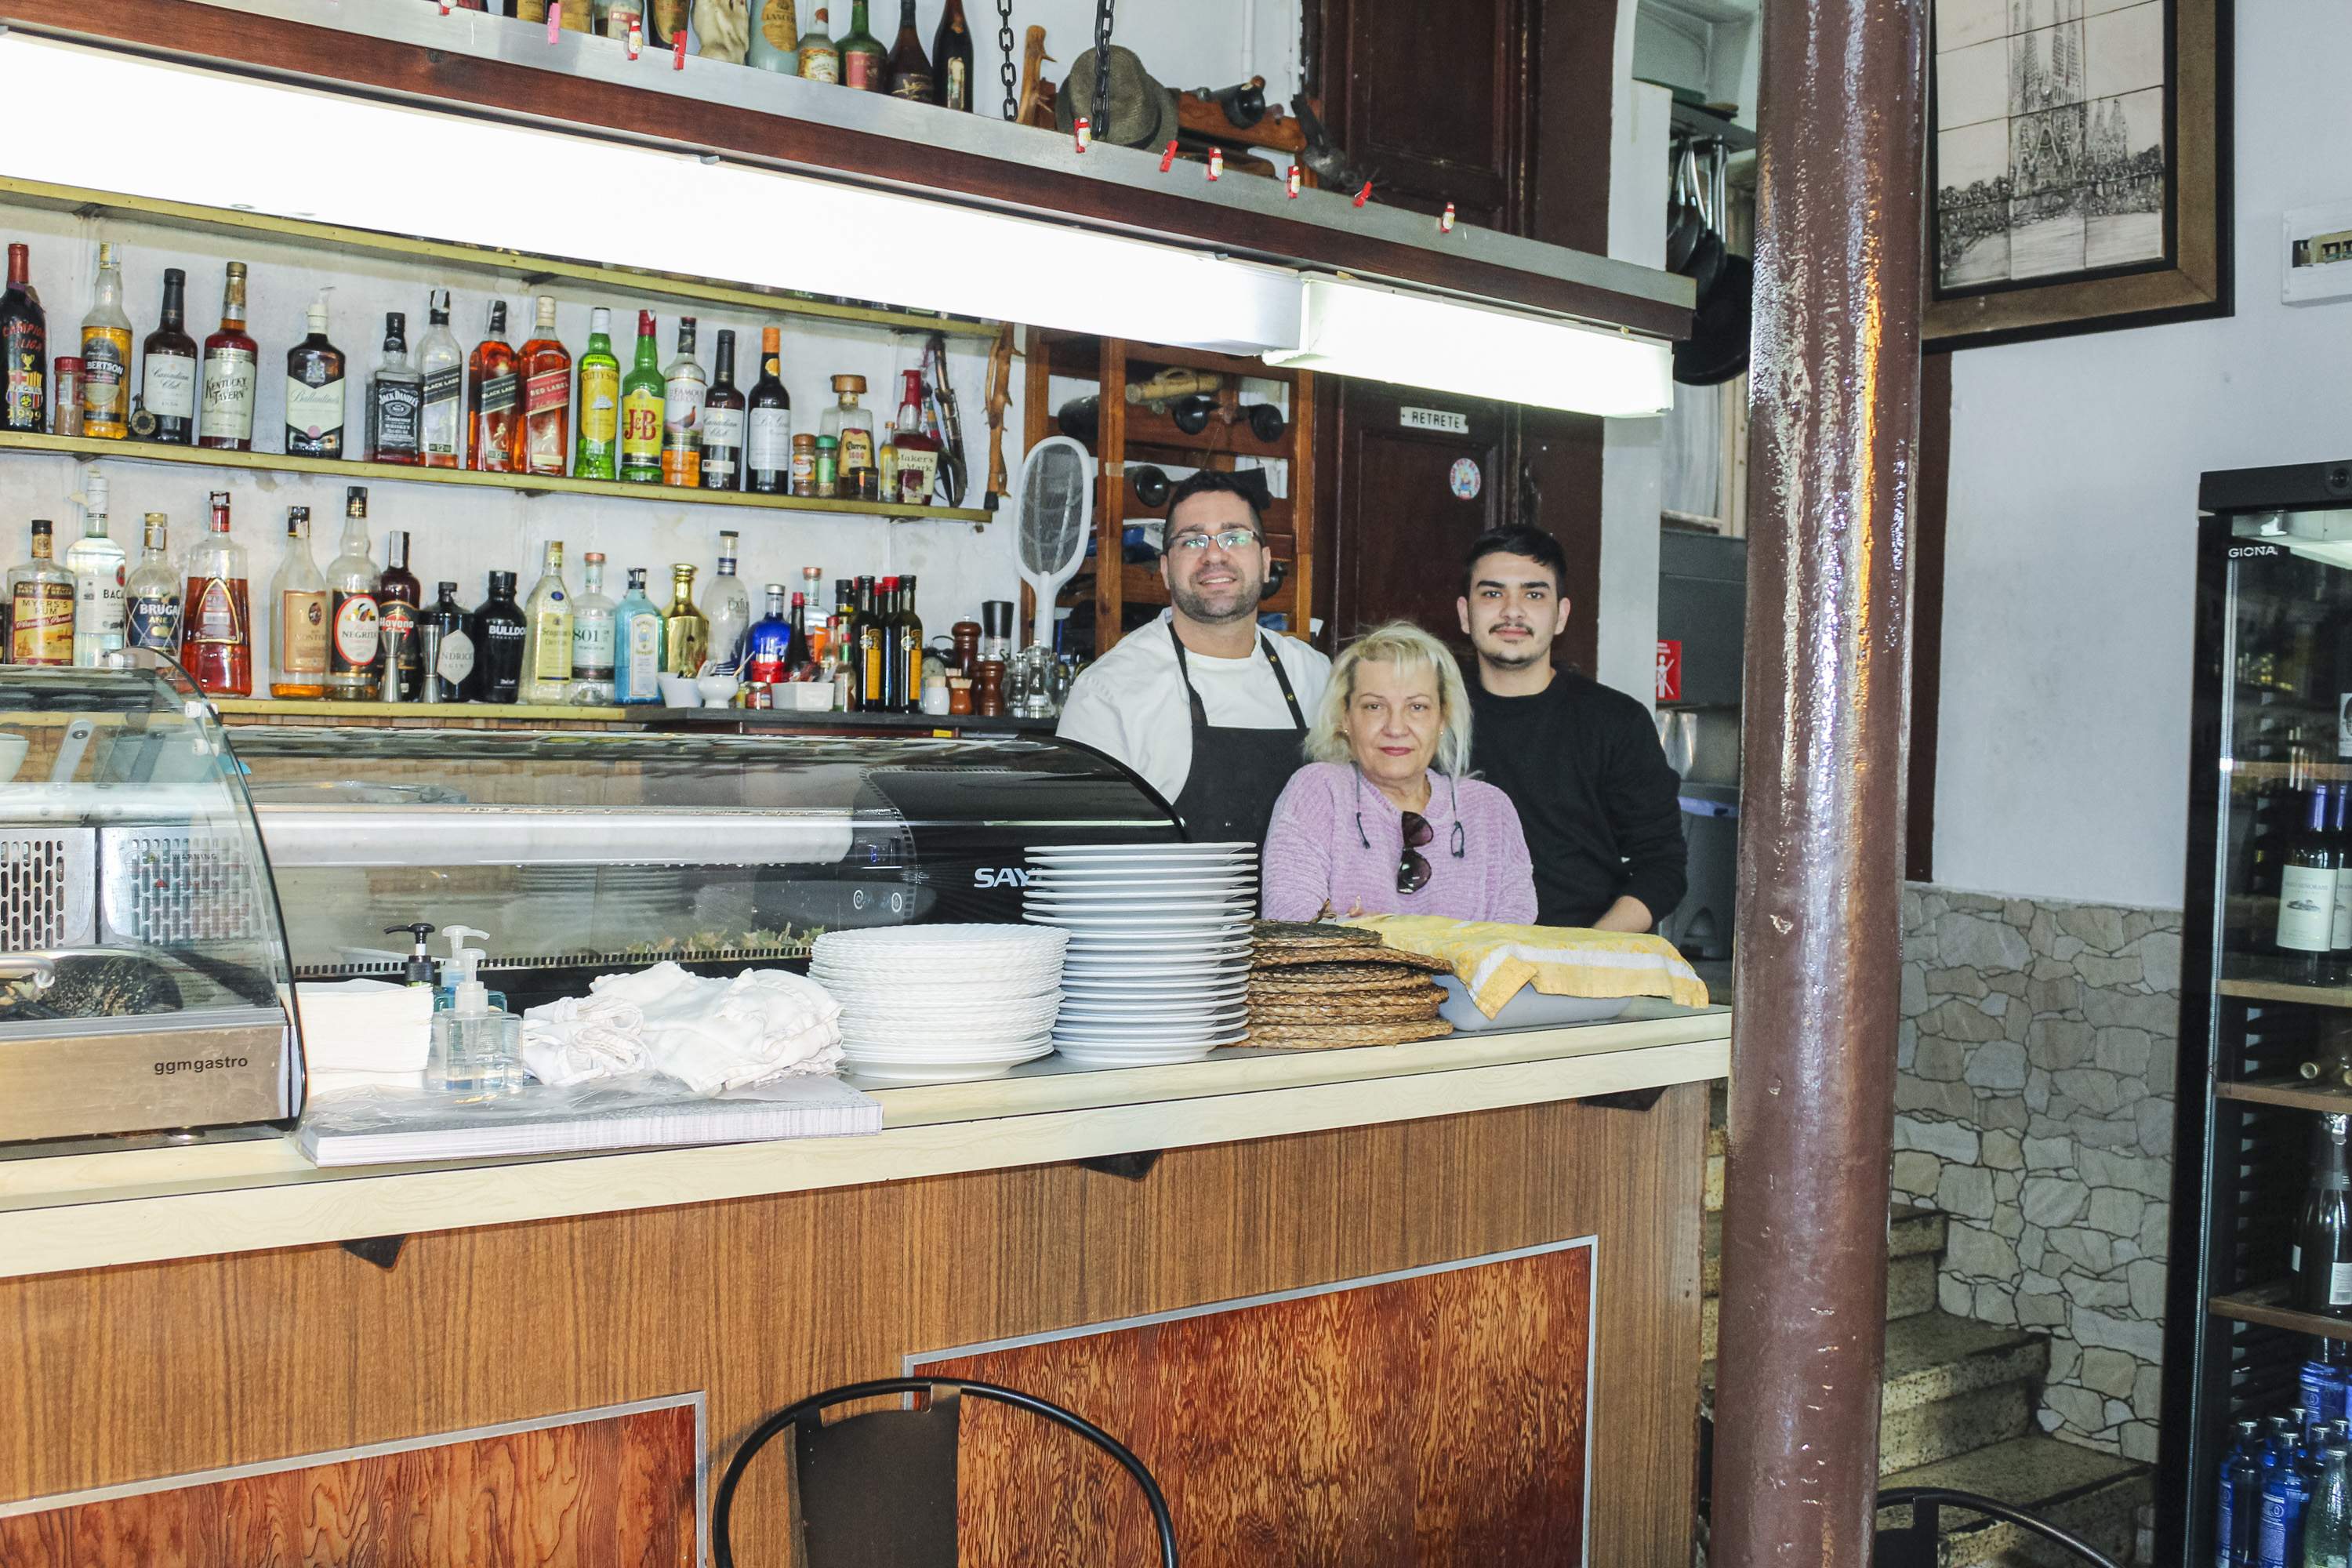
left=1057, top=470, right=1331, bottom=846
left=1457, top=524, right=1686, bottom=932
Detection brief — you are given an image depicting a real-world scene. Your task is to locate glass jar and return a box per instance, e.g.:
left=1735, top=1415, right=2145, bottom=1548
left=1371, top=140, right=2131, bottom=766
left=813, top=434, right=839, bottom=498
left=790, top=433, right=818, bottom=498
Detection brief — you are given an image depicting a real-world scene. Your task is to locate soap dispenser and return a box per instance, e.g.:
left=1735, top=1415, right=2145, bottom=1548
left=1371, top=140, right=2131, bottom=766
left=383, top=923, right=437, bottom=987
left=434, top=925, right=500, bottom=1012
left=427, top=935, right=523, bottom=1102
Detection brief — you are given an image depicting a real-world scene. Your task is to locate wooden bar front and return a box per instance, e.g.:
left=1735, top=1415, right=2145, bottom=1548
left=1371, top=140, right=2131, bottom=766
left=1, top=1091, right=1708, bottom=1566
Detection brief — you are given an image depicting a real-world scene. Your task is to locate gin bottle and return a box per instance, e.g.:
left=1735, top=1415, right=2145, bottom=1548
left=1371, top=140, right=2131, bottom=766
left=614, top=566, right=663, bottom=705
left=570, top=550, right=617, bottom=705
left=518, top=539, right=574, bottom=705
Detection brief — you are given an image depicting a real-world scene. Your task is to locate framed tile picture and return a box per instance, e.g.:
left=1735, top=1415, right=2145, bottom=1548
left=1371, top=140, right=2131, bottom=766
left=1926, top=0, right=2231, bottom=347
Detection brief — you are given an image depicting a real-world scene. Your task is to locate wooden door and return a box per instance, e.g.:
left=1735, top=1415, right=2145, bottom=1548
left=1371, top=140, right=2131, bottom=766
left=1312, top=0, right=1534, bottom=227
left=1322, top=384, right=1509, bottom=645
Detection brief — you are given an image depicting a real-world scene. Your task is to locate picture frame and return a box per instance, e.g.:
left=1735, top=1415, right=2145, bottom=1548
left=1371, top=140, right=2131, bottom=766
left=1925, top=0, right=2231, bottom=348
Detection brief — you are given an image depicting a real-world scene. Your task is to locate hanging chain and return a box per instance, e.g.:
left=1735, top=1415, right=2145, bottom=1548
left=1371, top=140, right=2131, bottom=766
left=1091, top=0, right=1116, bottom=136
left=997, top=0, right=1018, bottom=121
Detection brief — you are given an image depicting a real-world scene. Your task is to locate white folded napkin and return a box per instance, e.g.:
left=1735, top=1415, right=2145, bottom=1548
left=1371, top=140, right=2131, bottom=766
left=521, top=993, right=653, bottom=1087
left=295, top=980, right=435, bottom=1073
left=592, top=963, right=844, bottom=1094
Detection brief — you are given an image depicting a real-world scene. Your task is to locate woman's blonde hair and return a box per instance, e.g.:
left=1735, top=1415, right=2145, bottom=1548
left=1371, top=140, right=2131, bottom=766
left=1305, top=621, right=1475, bottom=779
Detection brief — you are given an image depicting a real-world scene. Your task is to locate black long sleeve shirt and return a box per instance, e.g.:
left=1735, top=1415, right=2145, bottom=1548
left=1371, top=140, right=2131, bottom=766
left=1467, top=671, right=1689, bottom=931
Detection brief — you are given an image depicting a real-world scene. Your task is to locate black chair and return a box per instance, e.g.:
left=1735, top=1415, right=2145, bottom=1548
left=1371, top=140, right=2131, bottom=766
left=1876, top=1486, right=2126, bottom=1568
left=711, top=1375, right=1180, bottom=1568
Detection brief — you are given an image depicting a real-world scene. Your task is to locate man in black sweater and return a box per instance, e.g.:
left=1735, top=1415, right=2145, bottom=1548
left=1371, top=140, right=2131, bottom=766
left=1458, top=525, right=1688, bottom=931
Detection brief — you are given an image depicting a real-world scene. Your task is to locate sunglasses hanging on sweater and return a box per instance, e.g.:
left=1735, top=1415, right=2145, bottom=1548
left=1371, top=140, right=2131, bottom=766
left=1354, top=770, right=1466, bottom=896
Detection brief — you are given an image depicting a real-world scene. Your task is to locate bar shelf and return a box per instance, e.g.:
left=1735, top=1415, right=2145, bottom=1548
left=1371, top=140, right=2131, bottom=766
left=2209, top=1283, right=2352, bottom=1346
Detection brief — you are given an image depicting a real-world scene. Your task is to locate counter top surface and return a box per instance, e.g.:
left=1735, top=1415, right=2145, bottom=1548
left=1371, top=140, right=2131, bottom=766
left=0, top=1004, right=1728, bottom=1281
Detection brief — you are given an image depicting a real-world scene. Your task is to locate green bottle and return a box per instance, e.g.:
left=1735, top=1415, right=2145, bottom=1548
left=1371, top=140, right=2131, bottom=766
left=619, top=309, right=664, bottom=485
left=574, top=307, right=621, bottom=481
left=838, top=0, right=887, bottom=90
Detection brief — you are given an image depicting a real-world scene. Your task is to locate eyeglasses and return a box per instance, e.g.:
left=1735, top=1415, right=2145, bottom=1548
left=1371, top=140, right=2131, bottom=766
left=1166, top=528, right=1261, bottom=554
left=1396, top=810, right=1436, bottom=895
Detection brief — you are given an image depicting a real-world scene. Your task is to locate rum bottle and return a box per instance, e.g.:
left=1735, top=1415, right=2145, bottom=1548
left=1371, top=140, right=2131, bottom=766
left=2301, top=1112, right=2352, bottom=1318
left=63, top=471, right=125, bottom=667
left=702, top=328, right=745, bottom=492
left=0, top=244, right=46, bottom=433
left=378, top=530, right=423, bottom=702
left=422, top=582, right=476, bottom=702
left=79, top=243, right=133, bottom=441
left=471, top=570, right=528, bottom=703
left=619, top=310, right=664, bottom=484
left=8, top=522, right=72, bottom=667
left=575, top=307, right=621, bottom=480
left=518, top=539, right=574, bottom=705
left=659, top=316, right=706, bottom=488
left=661, top=563, right=707, bottom=676
left=466, top=300, right=521, bottom=474
left=931, top=0, right=973, bottom=109
left=270, top=506, right=328, bottom=699
left=571, top=550, right=617, bottom=704
left=884, top=0, right=932, bottom=99
left=325, top=488, right=381, bottom=702
left=614, top=567, right=663, bottom=705
left=125, top=514, right=180, bottom=653
left=417, top=288, right=465, bottom=469
left=138, top=267, right=198, bottom=445
left=746, top=325, right=792, bottom=494
left=368, top=312, right=423, bottom=465
left=198, top=262, right=258, bottom=451
left=283, top=292, right=347, bottom=459
left=179, top=492, right=252, bottom=696
left=517, top=295, right=571, bottom=476
left=838, top=0, right=886, bottom=89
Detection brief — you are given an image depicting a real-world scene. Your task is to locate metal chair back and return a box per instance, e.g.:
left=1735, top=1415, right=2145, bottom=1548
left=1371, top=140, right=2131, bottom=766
left=1875, top=1486, right=2125, bottom=1568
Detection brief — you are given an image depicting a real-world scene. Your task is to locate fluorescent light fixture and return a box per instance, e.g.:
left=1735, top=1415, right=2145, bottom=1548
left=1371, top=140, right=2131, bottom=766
left=0, top=34, right=1302, bottom=354
left=1265, top=276, right=1675, bottom=418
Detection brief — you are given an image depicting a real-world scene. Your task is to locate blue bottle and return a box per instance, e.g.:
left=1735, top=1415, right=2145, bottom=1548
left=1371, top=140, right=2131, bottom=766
left=744, top=583, right=795, bottom=684
left=613, top=565, right=663, bottom=705
left=2227, top=1420, right=2264, bottom=1568
left=2261, top=1440, right=2318, bottom=1568
left=2310, top=1343, right=2352, bottom=1434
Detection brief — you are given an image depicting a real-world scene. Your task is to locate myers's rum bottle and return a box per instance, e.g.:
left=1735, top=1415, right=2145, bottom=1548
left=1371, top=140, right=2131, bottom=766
left=2299, top=1112, right=2352, bottom=1318
left=179, top=492, right=252, bottom=696
left=8, top=521, right=74, bottom=666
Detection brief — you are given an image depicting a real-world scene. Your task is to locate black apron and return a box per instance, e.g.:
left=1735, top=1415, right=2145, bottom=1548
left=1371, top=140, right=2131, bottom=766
left=1167, top=623, right=1308, bottom=846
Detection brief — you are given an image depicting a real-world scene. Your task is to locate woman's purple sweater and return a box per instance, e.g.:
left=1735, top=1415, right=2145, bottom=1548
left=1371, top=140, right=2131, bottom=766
left=1261, top=762, right=1540, bottom=924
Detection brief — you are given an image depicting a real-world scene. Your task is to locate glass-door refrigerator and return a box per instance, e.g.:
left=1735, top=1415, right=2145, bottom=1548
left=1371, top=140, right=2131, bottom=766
left=2166, top=459, right=2352, bottom=1568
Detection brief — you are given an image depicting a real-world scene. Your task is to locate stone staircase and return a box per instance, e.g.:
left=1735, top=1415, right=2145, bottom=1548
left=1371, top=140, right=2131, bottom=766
left=1700, top=1091, right=2151, bottom=1566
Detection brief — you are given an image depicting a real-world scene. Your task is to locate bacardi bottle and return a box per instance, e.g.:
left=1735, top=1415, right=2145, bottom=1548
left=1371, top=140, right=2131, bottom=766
left=63, top=472, right=125, bottom=667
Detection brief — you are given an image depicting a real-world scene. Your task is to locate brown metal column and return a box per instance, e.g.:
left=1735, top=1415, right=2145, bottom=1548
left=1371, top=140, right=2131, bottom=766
left=1711, top=0, right=1929, bottom=1563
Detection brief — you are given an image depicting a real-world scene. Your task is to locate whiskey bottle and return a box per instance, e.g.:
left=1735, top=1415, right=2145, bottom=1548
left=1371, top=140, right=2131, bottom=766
left=746, top=326, right=792, bottom=494
left=283, top=293, right=347, bottom=459
left=471, top=571, right=528, bottom=703
left=79, top=243, right=133, bottom=441
left=890, top=367, right=942, bottom=506
left=932, top=0, right=973, bottom=109
left=179, top=492, right=252, bottom=696
left=517, top=295, right=571, bottom=477
left=325, top=488, right=382, bottom=701
left=518, top=540, right=575, bottom=705
left=884, top=0, right=932, bottom=99
left=2298, top=1112, right=2352, bottom=1318
left=125, top=514, right=181, bottom=653
left=575, top=307, right=621, bottom=481
left=620, top=310, right=664, bottom=485
left=466, top=300, right=521, bottom=474
left=368, top=312, right=423, bottom=465
left=660, top=316, right=706, bottom=488
left=661, top=563, right=708, bottom=676
left=837, top=0, right=886, bottom=89
left=198, top=262, right=258, bottom=452
left=270, top=506, right=328, bottom=699
left=418, top=288, right=465, bottom=469
left=378, top=530, right=423, bottom=702
left=570, top=550, right=617, bottom=705
left=8, top=521, right=73, bottom=666
left=63, top=472, right=125, bottom=667
left=0, top=245, right=46, bottom=434
left=139, top=268, right=198, bottom=445
left=702, top=328, right=746, bottom=492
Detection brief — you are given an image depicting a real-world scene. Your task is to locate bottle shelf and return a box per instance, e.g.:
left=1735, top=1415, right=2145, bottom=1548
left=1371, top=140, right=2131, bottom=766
left=2209, top=1283, right=2352, bottom=1345
left=2217, top=977, right=2352, bottom=1011
left=0, top=431, right=994, bottom=526
left=0, top=176, right=999, bottom=343
left=2216, top=1078, right=2352, bottom=1113
left=2227, top=761, right=2352, bottom=783
left=209, top=699, right=1049, bottom=734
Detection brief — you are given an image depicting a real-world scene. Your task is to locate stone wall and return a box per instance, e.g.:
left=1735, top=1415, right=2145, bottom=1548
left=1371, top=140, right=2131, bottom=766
left=1893, top=884, right=2183, bottom=1464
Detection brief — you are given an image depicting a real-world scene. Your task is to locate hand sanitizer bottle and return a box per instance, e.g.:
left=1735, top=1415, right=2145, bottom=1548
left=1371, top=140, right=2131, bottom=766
left=427, top=936, right=523, bottom=1102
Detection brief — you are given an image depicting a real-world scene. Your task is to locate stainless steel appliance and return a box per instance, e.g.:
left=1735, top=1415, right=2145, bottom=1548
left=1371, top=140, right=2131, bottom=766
left=1657, top=530, right=1745, bottom=960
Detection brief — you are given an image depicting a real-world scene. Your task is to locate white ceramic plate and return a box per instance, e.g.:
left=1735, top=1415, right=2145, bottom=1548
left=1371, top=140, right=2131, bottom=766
left=815, top=924, right=1066, bottom=951
left=843, top=1044, right=1056, bottom=1083
left=1023, top=869, right=1259, bottom=886
left=1024, top=898, right=1256, bottom=917
left=1061, top=957, right=1253, bottom=979
left=1056, top=1005, right=1251, bottom=1026
left=1026, top=909, right=1254, bottom=930
left=840, top=998, right=1064, bottom=1029
left=1052, top=1040, right=1235, bottom=1066
left=1051, top=1021, right=1248, bottom=1045
left=1026, top=840, right=1254, bottom=857
left=1025, top=855, right=1257, bottom=873
left=1060, top=976, right=1251, bottom=998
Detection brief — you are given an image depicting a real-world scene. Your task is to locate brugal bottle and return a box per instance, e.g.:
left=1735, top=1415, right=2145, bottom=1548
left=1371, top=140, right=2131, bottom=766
left=426, top=931, right=521, bottom=1102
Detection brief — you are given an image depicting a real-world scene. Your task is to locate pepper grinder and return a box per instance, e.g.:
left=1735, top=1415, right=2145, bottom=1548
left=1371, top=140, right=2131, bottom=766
left=950, top=619, right=982, bottom=678
left=979, top=600, right=1014, bottom=666
left=974, top=659, right=1007, bottom=717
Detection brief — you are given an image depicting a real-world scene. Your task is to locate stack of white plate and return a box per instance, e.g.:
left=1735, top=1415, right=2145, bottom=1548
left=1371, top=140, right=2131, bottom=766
left=1023, top=842, right=1258, bottom=1066
left=811, top=925, right=1068, bottom=1083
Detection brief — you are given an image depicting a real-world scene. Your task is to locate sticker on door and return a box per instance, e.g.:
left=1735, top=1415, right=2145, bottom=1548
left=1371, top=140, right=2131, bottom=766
left=1449, top=457, right=1482, bottom=500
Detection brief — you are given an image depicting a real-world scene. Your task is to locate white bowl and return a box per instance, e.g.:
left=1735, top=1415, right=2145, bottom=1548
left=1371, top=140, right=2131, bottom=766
left=698, top=673, right=740, bottom=706
left=658, top=673, right=702, bottom=709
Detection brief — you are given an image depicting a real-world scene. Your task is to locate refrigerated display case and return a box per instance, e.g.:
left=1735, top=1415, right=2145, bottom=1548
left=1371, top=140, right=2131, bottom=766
left=2163, top=459, right=2352, bottom=1566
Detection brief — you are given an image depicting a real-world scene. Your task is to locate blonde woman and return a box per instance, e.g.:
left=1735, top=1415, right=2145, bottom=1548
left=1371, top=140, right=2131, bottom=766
left=1261, top=622, right=1537, bottom=923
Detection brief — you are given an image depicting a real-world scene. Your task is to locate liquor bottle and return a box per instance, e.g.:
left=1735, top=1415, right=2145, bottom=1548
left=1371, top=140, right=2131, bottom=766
left=74, top=243, right=134, bottom=442
left=660, top=316, right=706, bottom=488
left=138, top=268, right=198, bottom=445
left=706, top=530, right=753, bottom=670
left=2221, top=1421, right=2260, bottom=1568
left=884, top=0, right=933, bottom=99
left=746, top=327, right=792, bottom=495
left=614, top=566, right=663, bottom=705
left=125, top=514, right=181, bottom=653
left=179, top=492, right=252, bottom=696
left=368, top=312, right=423, bottom=465
left=283, top=293, right=347, bottom=459
left=855, top=575, right=884, bottom=710
left=788, top=590, right=811, bottom=669
left=8, top=522, right=73, bottom=666
left=823, top=375, right=876, bottom=480
left=270, top=506, right=329, bottom=699
left=830, top=578, right=855, bottom=694
left=325, top=489, right=382, bottom=702
left=575, top=307, right=621, bottom=481
left=595, top=0, right=644, bottom=42
left=570, top=550, right=617, bottom=705
left=932, top=0, right=973, bottom=108
left=796, top=6, right=840, bottom=82
left=517, top=295, right=571, bottom=476
left=748, top=0, right=800, bottom=71
left=801, top=565, right=827, bottom=659
left=2309, top=1446, right=2351, bottom=1568
left=890, top=367, right=942, bottom=506
left=0, top=245, right=46, bottom=433
left=646, top=0, right=689, bottom=48
left=1131, top=464, right=1171, bottom=509
left=2283, top=787, right=2338, bottom=978
left=64, top=473, right=125, bottom=667
left=199, top=262, right=259, bottom=451
left=895, top=572, right=923, bottom=712
left=746, top=583, right=794, bottom=684
left=838, top=0, right=886, bottom=89
left=2301, top=1112, right=2352, bottom=1319
left=518, top=540, right=574, bottom=704
left=661, top=564, right=708, bottom=676
left=378, top=530, right=424, bottom=702
left=471, top=570, right=528, bottom=703
left=2314, top=1341, right=2352, bottom=1449
left=466, top=300, right=521, bottom=474
left=422, top=582, right=475, bottom=702
left=620, top=310, right=665, bottom=484
left=418, top=288, right=466, bottom=469
left=702, top=329, right=746, bottom=492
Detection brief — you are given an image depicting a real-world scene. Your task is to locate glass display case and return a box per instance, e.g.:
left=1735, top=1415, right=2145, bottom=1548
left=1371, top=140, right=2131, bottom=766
left=229, top=726, right=1178, bottom=1011
left=0, top=658, right=300, bottom=1143
left=2164, top=460, right=2352, bottom=1565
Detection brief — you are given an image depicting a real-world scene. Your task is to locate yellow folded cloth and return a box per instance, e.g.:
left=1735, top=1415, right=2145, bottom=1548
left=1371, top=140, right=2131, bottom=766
left=1348, top=915, right=1711, bottom=1018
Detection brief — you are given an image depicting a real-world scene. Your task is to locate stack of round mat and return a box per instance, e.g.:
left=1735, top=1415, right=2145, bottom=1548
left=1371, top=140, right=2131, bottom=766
left=1244, top=921, right=1456, bottom=1049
